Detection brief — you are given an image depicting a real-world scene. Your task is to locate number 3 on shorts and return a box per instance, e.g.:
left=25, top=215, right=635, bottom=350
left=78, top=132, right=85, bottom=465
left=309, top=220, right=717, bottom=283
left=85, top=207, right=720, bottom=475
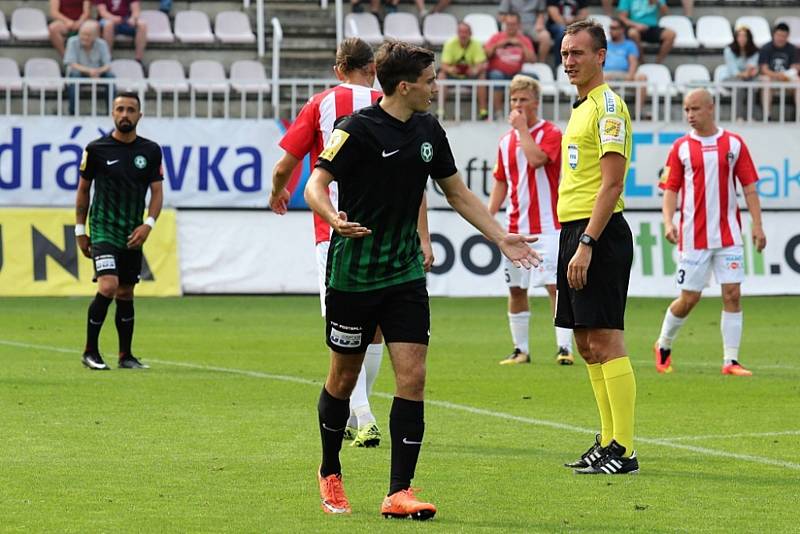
left=677, top=269, right=686, bottom=285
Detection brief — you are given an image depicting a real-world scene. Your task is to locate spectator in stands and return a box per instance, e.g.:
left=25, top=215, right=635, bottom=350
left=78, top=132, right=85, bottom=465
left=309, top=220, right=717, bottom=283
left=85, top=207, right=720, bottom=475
left=64, top=20, right=114, bottom=115
left=723, top=27, right=759, bottom=121
left=159, top=0, right=172, bottom=15
left=601, top=0, right=692, bottom=22
left=499, top=0, right=553, bottom=65
left=759, top=22, right=800, bottom=121
left=95, top=0, right=147, bottom=63
left=604, top=17, right=648, bottom=118
left=617, top=0, right=675, bottom=64
left=485, top=12, right=536, bottom=115
left=351, top=0, right=449, bottom=17
left=438, top=21, right=489, bottom=119
left=545, top=0, right=588, bottom=64
left=49, top=0, right=91, bottom=57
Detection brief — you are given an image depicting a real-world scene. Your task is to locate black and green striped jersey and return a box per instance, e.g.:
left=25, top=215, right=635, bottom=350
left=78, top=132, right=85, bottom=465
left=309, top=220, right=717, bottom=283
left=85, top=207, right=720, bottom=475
left=316, top=102, right=457, bottom=292
left=80, top=134, right=163, bottom=249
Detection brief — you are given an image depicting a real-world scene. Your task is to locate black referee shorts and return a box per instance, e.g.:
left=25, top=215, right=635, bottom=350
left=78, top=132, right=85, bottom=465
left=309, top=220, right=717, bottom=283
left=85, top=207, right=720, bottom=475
left=555, top=212, right=633, bottom=330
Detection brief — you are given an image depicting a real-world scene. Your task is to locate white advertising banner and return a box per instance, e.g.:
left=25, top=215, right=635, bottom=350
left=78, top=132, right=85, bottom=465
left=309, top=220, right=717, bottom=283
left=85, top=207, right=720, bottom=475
left=177, top=209, right=800, bottom=297
left=0, top=116, right=284, bottom=208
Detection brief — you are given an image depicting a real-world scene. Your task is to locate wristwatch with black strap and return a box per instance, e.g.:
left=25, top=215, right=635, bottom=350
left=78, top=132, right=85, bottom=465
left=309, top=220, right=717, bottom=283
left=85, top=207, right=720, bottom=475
left=579, top=233, right=597, bottom=247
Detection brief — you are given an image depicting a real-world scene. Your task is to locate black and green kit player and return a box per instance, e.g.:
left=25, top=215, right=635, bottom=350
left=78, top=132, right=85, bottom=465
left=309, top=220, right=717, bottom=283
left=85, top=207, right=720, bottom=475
left=75, top=92, right=164, bottom=370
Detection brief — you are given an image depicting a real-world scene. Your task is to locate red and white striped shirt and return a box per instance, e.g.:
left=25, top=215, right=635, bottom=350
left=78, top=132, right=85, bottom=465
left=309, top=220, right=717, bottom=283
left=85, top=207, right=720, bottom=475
left=279, top=83, right=382, bottom=244
left=660, top=129, right=759, bottom=251
left=493, top=119, right=562, bottom=235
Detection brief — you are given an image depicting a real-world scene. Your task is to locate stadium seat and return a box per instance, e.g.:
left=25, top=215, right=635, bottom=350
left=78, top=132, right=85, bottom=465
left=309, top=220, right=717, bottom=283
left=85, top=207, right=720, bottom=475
left=0, top=58, right=22, bottom=90
left=148, top=59, right=189, bottom=93
left=110, top=59, right=147, bottom=92
left=775, top=16, right=800, bottom=46
left=659, top=15, right=699, bottom=48
left=0, top=10, right=10, bottom=41
left=11, top=7, right=49, bottom=41
left=734, top=16, right=772, bottom=47
left=637, top=63, right=677, bottom=96
left=140, top=10, right=175, bottom=43
left=344, top=13, right=383, bottom=45
left=422, top=13, right=457, bottom=46
left=556, top=68, right=577, bottom=96
left=588, top=14, right=611, bottom=39
left=521, top=62, right=556, bottom=96
left=674, top=64, right=711, bottom=93
left=712, top=64, right=729, bottom=83
left=696, top=16, right=733, bottom=49
left=462, top=13, right=497, bottom=44
left=230, top=60, right=270, bottom=93
left=174, top=10, right=215, bottom=44
left=215, top=11, right=256, bottom=44
left=24, top=58, right=63, bottom=91
left=383, top=13, right=424, bottom=46
left=189, top=60, right=229, bottom=93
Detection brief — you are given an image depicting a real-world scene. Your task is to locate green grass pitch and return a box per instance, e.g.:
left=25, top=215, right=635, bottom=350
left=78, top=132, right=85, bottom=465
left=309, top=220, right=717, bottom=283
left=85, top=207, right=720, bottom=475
left=1, top=295, right=798, bottom=532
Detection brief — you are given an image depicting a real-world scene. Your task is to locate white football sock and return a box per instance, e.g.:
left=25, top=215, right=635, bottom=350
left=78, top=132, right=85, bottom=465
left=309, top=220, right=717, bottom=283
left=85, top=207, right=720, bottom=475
left=555, top=327, right=573, bottom=352
left=658, top=309, right=686, bottom=350
left=721, top=310, right=743, bottom=364
left=349, top=363, right=370, bottom=425
left=508, top=311, right=531, bottom=354
left=363, top=343, right=383, bottom=395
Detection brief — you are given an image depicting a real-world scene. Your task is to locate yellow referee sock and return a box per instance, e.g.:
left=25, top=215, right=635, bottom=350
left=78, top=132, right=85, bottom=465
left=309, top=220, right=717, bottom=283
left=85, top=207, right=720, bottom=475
left=587, top=363, right=613, bottom=447
left=602, top=357, right=636, bottom=457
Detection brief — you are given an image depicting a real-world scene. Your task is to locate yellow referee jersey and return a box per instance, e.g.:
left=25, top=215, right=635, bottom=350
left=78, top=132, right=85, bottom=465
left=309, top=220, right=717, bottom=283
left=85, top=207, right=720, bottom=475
left=557, top=83, right=631, bottom=223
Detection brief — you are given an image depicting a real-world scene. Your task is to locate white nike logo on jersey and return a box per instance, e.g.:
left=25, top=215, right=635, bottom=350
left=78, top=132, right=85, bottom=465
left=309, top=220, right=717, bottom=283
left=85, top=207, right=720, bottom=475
left=402, top=437, right=423, bottom=445
left=381, top=149, right=400, bottom=158
left=106, top=159, right=119, bottom=165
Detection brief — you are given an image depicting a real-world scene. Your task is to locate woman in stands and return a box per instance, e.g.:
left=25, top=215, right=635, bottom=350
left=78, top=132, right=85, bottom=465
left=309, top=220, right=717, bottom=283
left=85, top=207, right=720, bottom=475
left=723, top=26, right=759, bottom=120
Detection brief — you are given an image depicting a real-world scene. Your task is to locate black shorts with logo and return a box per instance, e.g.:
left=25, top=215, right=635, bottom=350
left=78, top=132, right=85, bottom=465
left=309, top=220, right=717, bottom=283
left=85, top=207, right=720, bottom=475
left=325, top=278, right=430, bottom=355
left=555, top=212, right=633, bottom=330
left=91, top=241, right=143, bottom=284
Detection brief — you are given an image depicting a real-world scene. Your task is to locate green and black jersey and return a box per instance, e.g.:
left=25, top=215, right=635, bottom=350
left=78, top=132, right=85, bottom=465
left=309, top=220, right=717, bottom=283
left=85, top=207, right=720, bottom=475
left=80, top=134, right=163, bottom=249
left=316, top=102, right=457, bottom=292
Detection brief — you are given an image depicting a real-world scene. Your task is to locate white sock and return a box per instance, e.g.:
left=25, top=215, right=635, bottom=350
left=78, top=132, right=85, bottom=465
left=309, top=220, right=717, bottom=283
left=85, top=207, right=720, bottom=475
left=508, top=311, right=531, bottom=354
left=347, top=413, right=357, bottom=428
left=658, top=309, right=686, bottom=350
left=349, top=363, right=371, bottom=426
left=363, top=343, right=383, bottom=395
left=555, top=327, right=573, bottom=352
left=721, top=310, right=743, bottom=364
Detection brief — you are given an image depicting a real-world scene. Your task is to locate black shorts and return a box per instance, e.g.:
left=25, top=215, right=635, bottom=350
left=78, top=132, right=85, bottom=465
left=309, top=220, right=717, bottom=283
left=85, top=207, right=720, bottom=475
left=555, top=212, right=633, bottom=330
left=640, top=26, right=665, bottom=43
left=325, top=278, right=430, bottom=355
left=91, top=242, right=143, bottom=285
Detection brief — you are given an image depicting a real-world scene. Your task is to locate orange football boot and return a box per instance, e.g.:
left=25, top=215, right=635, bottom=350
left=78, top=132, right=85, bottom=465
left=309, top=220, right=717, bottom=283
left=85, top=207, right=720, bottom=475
left=721, top=361, right=752, bottom=376
left=318, top=470, right=351, bottom=514
left=653, top=342, right=673, bottom=374
left=381, top=488, right=436, bottom=520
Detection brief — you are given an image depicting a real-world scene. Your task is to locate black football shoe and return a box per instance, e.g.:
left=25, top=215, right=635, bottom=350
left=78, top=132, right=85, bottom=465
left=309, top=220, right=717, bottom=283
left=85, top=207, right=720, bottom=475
left=118, top=354, right=150, bottom=369
left=82, top=352, right=110, bottom=370
left=564, top=433, right=606, bottom=468
left=574, top=440, right=639, bottom=475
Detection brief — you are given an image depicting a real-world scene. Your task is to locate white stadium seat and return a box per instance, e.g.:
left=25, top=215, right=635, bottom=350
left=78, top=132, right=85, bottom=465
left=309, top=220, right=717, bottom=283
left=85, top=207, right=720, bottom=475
left=344, top=13, right=383, bottom=45
left=11, top=7, right=49, bottom=41
left=383, top=13, right=424, bottom=45
left=521, top=62, right=556, bottom=96
left=140, top=10, right=175, bottom=43
left=776, top=16, right=800, bottom=47
left=422, top=13, right=457, bottom=46
left=462, top=13, right=497, bottom=44
left=0, top=58, right=23, bottom=90
left=659, top=15, right=699, bottom=48
left=24, top=58, right=63, bottom=91
left=637, top=63, right=677, bottom=96
left=0, top=10, right=10, bottom=41
left=713, top=64, right=729, bottom=83
left=674, top=63, right=711, bottom=93
left=148, top=59, right=189, bottom=93
left=734, top=16, right=772, bottom=47
left=215, top=11, right=256, bottom=44
left=696, top=16, right=733, bottom=49
left=174, top=10, right=215, bottom=44
left=190, top=60, right=229, bottom=93
left=110, top=59, right=147, bottom=92
left=230, top=60, right=270, bottom=93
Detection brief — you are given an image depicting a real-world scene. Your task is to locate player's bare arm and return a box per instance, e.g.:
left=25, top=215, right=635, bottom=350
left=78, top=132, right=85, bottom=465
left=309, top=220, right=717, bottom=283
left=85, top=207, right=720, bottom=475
left=75, top=177, right=92, bottom=258
left=438, top=173, right=541, bottom=269
left=269, top=151, right=299, bottom=215
left=567, top=152, right=626, bottom=290
left=417, top=193, right=434, bottom=272
left=743, top=182, right=766, bottom=252
left=304, top=167, right=371, bottom=238
left=662, top=188, right=679, bottom=244
left=487, top=179, right=508, bottom=216
left=127, top=180, right=163, bottom=249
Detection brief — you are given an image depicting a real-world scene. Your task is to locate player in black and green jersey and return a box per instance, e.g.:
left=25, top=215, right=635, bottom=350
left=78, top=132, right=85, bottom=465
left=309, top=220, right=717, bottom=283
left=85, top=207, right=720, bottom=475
left=305, top=41, right=541, bottom=520
left=75, top=92, right=163, bottom=371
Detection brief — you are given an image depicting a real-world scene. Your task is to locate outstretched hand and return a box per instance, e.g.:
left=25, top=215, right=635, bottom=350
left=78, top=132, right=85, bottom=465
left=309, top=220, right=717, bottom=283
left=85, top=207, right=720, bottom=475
left=331, top=211, right=371, bottom=239
left=499, top=234, right=541, bottom=269
left=268, top=187, right=291, bottom=215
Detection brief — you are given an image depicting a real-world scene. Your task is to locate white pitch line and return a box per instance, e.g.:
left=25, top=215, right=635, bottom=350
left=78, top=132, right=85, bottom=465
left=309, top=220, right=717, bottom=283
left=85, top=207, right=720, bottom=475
left=655, top=430, right=800, bottom=442
left=3, top=339, right=800, bottom=472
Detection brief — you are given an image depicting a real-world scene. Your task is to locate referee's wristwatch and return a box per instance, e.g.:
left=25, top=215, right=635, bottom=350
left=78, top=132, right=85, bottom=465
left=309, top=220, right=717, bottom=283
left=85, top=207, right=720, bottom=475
left=578, top=233, right=597, bottom=247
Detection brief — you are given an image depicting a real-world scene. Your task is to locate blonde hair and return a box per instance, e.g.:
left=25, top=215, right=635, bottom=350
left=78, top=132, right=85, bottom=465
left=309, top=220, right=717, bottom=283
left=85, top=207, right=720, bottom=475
left=509, top=75, right=540, bottom=99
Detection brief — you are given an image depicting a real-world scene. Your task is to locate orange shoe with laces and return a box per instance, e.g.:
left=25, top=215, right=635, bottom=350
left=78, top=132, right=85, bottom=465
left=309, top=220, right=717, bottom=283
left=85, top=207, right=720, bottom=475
left=653, top=342, right=673, bottom=374
left=381, top=488, right=436, bottom=520
left=318, top=470, right=351, bottom=514
left=721, top=361, right=752, bottom=376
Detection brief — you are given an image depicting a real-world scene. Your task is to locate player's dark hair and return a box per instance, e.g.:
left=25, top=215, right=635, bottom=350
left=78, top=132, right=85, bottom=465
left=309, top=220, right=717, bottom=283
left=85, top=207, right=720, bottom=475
left=336, top=37, right=374, bottom=73
left=773, top=22, right=790, bottom=34
left=375, top=40, right=435, bottom=96
left=565, top=19, right=607, bottom=51
left=114, top=91, right=141, bottom=110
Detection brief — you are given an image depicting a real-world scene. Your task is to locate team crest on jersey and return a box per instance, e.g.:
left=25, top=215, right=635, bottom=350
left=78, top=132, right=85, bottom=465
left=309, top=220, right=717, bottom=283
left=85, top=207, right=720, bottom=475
left=568, top=144, right=579, bottom=170
left=727, top=151, right=735, bottom=164
left=320, top=129, right=350, bottom=161
left=134, top=155, right=147, bottom=169
left=420, top=142, right=433, bottom=162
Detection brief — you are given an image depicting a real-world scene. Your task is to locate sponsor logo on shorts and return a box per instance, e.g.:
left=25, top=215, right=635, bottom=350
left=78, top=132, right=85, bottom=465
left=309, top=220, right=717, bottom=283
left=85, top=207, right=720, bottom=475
left=329, top=325, right=362, bottom=348
left=95, top=255, right=116, bottom=271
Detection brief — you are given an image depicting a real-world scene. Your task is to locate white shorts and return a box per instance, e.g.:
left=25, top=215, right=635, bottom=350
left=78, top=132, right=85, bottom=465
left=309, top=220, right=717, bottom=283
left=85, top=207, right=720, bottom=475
left=677, top=245, right=745, bottom=292
left=504, top=232, right=559, bottom=289
left=316, top=240, right=330, bottom=316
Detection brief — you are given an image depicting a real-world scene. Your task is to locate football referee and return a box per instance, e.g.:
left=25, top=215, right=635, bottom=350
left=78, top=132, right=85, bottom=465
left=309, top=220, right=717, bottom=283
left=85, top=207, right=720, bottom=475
left=305, top=41, right=540, bottom=519
left=556, top=20, right=638, bottom=475
left=75, top=92, right=163, bottom=370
